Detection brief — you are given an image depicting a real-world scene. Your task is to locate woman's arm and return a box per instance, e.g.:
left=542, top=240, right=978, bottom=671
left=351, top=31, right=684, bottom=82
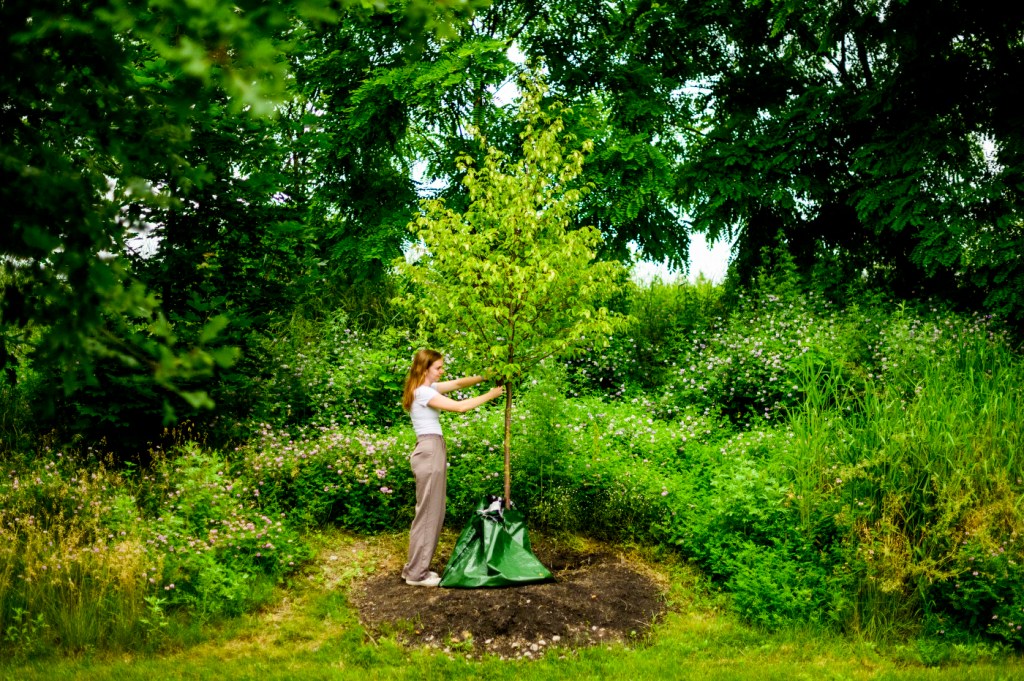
left=432, top=374, right=486, bottom=394
left=428, top=385, right=504, bottom=413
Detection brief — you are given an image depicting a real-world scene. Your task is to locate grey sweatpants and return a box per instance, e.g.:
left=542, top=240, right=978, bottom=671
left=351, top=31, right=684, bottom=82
left=401, top=434, right=447, bottom=582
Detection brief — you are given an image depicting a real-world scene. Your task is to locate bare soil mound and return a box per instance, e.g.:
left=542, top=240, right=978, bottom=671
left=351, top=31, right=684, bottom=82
left=349, top=540, right=667, bottom=659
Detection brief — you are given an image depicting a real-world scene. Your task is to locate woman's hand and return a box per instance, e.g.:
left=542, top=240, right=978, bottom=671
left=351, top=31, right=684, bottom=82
left=487, top=385, right=505, bottom=400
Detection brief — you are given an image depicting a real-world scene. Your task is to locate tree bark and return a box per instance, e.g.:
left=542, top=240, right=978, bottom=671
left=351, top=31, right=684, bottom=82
left=503, top=383, right=513, bottom=509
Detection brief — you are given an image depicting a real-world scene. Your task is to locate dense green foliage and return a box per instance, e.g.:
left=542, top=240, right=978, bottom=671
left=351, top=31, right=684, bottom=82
left=5, top=1, right=1023, bottom=432
left=1, top=0, right=310, bottom=400
left=521, top=0, right=1024, bottom=317
left=4, top=269, right=1024, bottom=659
left=3, top=0, right=1024, bottom=667
left=0, top=0, right=479, bottom=427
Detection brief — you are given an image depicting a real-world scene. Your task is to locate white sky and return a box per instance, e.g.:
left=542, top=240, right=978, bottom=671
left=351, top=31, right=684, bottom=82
left=632, top=232, right=733, bottom=284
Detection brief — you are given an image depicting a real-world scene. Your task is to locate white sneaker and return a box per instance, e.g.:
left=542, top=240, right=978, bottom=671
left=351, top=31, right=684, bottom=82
left=405, top=571, right=441, bottom=587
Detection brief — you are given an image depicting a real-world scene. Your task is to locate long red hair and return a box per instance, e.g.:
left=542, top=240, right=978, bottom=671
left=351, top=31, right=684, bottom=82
left=402, top=349, right=442, bottom=411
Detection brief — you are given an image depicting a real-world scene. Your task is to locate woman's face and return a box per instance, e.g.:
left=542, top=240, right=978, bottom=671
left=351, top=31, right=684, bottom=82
left=425, top=358, right=444, bottom=384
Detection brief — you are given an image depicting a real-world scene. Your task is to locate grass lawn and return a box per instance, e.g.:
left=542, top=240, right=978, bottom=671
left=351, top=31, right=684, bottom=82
left=3, top=529, right=1023, bottom=680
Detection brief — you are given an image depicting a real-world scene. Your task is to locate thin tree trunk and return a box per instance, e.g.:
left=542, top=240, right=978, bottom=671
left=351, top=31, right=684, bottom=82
left=503, top=384, right=513, bottom=509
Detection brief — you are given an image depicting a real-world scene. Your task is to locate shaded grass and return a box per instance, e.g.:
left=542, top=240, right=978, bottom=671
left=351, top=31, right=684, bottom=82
left=3, top=529, right=1022, bottom=680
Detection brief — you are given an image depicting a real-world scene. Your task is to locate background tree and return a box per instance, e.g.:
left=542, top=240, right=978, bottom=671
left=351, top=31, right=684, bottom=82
left=397, top=75, right=627, bottom=508
left=524, top=0, right=1024, bottom=319
left=668, top=0, right=1024, bottom=304
left=0, top=0, right=323, bottom=397
left=342, top=0, right=691, bottom=269
left=1, top=0, right=483, bottom=431
left=517, top=0, right=694, bottom=266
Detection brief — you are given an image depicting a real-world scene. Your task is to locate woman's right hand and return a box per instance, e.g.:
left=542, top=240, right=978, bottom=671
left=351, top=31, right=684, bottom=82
left=488, top=385, right=505, bottom=400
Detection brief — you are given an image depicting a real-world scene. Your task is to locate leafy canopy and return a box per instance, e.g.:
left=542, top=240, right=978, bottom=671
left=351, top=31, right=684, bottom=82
left=0, top=0, right=481, bottom=408
left=397, top=74, right=627, bottom=384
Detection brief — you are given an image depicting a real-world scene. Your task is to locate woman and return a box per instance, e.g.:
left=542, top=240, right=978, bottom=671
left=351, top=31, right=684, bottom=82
left=400, top=349, right=504, bottom=587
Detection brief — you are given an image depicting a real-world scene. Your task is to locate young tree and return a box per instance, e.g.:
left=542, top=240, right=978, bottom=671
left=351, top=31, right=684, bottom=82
left=397, top=74, right=628, bottom=508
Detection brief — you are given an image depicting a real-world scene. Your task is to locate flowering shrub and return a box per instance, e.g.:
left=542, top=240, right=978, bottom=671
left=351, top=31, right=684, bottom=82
left=932, top=522, right=1024, bottom=647
left=141, top=446, right=309, bottom=617
left=248, top=312, right=410, bottom=429
left=662, top=286, right=857, bottom=424
left=870, top=303, right=1006, bottom=401
left=562, top=334, right=642, bottom=399
left=0, top=445, right=310, bottom=655
left=241, top=424, right=415, bottom=531
left=563, top=277, right=724, bottom=397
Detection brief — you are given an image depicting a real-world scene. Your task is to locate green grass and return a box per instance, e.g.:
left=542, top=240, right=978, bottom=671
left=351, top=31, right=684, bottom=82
left=3, top=529, right=1022, bottom=681
left=779, top=326, right=1024, bottom=639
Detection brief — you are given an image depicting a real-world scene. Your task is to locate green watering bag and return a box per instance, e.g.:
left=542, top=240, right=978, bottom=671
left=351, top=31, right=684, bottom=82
left=439, top=497, right=553, bottom=588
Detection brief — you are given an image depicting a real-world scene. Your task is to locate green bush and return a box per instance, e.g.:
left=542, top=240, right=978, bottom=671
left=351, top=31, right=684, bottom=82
left=935, top=536, right=1024, bottom=647
left=144, top=446, right=309, bottom=616
left=726, top=542, right=830, bottom=628
left=0, top=444, right=311, bottom=658
left=507, top=386, right=690, bottom=541
left=564, top=277, right=724, bottom=397
left=247, top=311, right=410, bottom=429
left=628, top=277, right=1024, bottom=639
left=241, top=425, right=416, bottom=531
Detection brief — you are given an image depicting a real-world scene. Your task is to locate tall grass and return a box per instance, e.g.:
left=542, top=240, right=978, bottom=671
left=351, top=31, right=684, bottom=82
left=0, top=458, right=157, bottom=655
left=0, top=444, right=310, bottom=659
left=783, top=313, right=1024, bottom=640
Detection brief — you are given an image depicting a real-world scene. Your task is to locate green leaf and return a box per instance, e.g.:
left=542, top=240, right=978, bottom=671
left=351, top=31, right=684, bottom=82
left=199, top=315, right=230, bottom=344
left=209, top=346, right=240, bottom=369
left=179, top=390, right=215, bottom=410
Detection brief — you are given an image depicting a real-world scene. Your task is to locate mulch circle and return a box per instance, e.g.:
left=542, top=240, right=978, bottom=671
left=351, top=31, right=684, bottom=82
left=349, top=542, right=667, bottom=659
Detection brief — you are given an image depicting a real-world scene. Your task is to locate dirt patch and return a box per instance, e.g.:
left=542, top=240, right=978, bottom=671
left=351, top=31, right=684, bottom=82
left=349, top=538, right=667, bottom=659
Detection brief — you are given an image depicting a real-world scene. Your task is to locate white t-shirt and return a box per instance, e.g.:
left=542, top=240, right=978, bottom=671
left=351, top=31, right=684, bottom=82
left=410, top=385, right=443, bottom=436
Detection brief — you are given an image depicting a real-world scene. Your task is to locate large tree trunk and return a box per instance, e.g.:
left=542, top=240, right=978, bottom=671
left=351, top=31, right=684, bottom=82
left=503, top=384, right=513, bottom=509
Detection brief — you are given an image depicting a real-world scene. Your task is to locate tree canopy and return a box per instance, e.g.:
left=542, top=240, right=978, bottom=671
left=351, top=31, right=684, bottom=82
left=520, top=0, right=1024, bottom=316
left=3, top=0, right=1022, bottom=436
left=0, top=0, right=481, bottom=409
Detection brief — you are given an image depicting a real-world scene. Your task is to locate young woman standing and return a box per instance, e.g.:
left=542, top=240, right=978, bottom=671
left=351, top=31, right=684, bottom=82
left=400, top=349, right=504, bottom=587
